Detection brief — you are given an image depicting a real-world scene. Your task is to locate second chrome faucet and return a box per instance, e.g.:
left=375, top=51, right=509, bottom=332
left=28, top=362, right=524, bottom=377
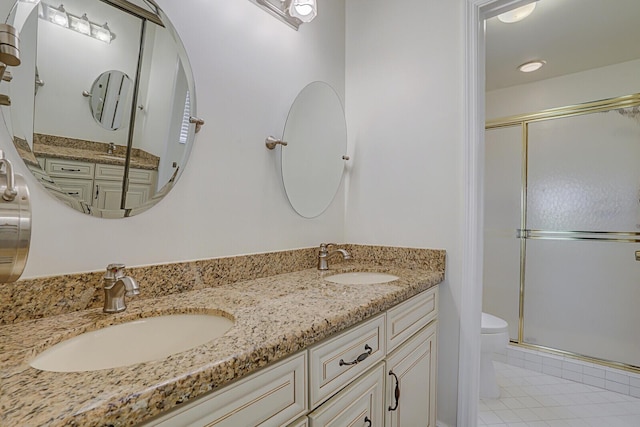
left=317, top=243, right=351, bottom=270
left=103, top=263, right=139, bottom=313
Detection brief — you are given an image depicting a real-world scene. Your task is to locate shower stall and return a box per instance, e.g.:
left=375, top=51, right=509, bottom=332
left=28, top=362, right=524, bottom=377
left=483, top=92, right=640, bottom=371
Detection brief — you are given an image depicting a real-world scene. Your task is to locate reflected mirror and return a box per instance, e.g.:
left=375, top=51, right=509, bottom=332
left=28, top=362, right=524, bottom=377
left=86, top=70, right=133, bottom=131
left=3, top=0, right=199, bottom=218
left=281, top=81, right=347, bottom=218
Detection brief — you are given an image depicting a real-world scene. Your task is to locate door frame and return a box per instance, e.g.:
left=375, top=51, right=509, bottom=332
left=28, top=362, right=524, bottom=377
left=460, top=1, right=536, bottom=425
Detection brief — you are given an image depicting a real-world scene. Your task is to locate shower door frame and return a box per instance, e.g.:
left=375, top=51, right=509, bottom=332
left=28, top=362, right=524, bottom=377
left=486, top=91, right=640, bottom=374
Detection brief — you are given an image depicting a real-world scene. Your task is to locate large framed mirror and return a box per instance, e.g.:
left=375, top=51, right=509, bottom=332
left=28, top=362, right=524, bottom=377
left=2, top=0, right=199, bottom=218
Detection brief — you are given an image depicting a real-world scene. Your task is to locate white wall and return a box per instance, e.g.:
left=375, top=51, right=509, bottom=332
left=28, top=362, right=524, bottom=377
left=0, top=0, right=346, bottom=277
left=487, top=58, right=640, bottom=120
left=345, top=1, right=465, bottom=425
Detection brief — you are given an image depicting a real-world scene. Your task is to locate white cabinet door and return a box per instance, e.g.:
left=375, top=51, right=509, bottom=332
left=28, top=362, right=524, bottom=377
left=385, top=321, right=437, bottom=427
left=308, top=363, right=385, bottom=427
left=93, top=180, right=124, bottom=210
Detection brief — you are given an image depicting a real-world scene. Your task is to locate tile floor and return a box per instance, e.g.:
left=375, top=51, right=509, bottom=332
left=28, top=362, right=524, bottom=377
left=478, top=362, right=640, bottom=426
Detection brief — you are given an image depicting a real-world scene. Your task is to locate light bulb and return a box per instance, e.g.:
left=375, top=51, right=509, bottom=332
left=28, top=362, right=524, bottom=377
left=518, top=60, right=546, bottom=73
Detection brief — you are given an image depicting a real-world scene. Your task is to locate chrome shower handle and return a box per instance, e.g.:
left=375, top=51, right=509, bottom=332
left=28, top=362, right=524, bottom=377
left=635, top=251, right=640, bottom=261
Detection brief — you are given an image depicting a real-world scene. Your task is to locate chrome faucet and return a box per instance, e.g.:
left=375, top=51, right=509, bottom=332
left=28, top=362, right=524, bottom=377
left=103, top=263, right=139, bottom=313
left=317, top=243, right=351, bottom=271
left=107, top=142, right=115, bottom=155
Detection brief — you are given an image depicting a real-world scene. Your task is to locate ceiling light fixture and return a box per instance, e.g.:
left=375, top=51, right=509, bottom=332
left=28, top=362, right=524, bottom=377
left=518, top=60, right=546, bottom=73
left=38, top=2, right=114, bottom=43
left=249, top=0, right=317, bottom=30
left=498, top=2, right=537, bottom=23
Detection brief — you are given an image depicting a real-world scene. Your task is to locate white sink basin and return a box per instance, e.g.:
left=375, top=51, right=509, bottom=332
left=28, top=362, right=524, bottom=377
left=30, top=314, right=234, bottom=372
left=324, top=272, right=399, bottom=285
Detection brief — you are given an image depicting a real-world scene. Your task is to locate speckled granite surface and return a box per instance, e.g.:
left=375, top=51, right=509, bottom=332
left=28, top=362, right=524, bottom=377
left=0, top=245, right=445, bottom=426
left=31, top=134, right=159, bottom=170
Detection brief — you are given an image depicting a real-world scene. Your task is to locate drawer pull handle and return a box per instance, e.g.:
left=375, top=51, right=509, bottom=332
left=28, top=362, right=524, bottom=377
left=67, top=192, right=79, bottom=196
left=339, top=344, right=373, bottom=366
left=60, top=168, right=81, bottom=172
left=388, top=370, right=400, bottom=411
left=364, top=416, right=372, bottom=427
left=41, top=177, right=55, bottom=184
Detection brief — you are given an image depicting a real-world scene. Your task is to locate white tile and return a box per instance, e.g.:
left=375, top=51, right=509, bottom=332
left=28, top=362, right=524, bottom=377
left=542, top=365, right=563, bottom=378
left=561, top=361, right=583, bottom=373
left=630, top=386, right=640, bottom=399
left=582, top=366, right=605, bottom=378
left=479, top=411, right=505, bottom=424
left=630, top=377, right=640, bottom=389
left=511, top=407, right=541, bottom=421
left=501, top=397, right=527, bottom=410
left=545, top=421, right=571, bottom=427
left=494, top=409, right=522, bottom=423
left=516, top=396, right=542, bottom=408
left=508, top=348, right=525, bottom=360
left=525, top=353, right=544, bottom=364
left=561, top=369, right=582, bottom=383
left=525, top=360, right=543, bottom=373
left=527, top=421, right=551, bottom=427
left=529, top=406, right=558, bottom=421
left=542, top=355, right=564, bottom=368
left=484, top=400, right=509, bottom=410
left=583, top=374, right=605, bottom=388
left=606, top=370, right=630, bottom=385
left=606, top=380, right=630, bottom=395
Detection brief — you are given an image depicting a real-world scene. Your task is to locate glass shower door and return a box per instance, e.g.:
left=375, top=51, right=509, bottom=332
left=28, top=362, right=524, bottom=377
left=524, top=107, right=640, bottom=367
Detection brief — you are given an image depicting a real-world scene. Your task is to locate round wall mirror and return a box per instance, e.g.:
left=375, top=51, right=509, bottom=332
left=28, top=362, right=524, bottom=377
left=3, top=0, right=199, bottom=218
left=281, top=81, right=347, bottom=218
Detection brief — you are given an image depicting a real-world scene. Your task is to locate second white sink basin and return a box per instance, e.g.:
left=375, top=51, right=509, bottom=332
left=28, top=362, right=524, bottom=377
left=30, top=313, right=234, bottom=372
left=324, top=272, right=399, bottom=285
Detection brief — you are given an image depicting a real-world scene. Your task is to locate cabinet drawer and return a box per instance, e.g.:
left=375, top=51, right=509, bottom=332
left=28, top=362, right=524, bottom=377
left=95, top=163, right=156, bottom=184
left=308, top=363, right=385, bottom=427
left=146, top=352, right=307, bottom=427
left=309, top=314, right=385, bottom=408
left=386, top=286, right=438, bottom=353
left=45, top=158, right=94, bottom=179
left=287, top=416, right=309, bottom=427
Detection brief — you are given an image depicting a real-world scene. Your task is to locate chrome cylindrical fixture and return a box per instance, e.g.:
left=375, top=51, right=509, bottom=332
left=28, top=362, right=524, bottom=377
left=0, top=24, right=20, bottom=67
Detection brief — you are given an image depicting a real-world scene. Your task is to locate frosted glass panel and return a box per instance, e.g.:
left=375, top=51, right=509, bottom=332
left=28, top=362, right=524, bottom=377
left=483, top=126, right=522, bottom=340
left=524, top=239, right=640, bottom=367
left=528, top=110, right=640, bottom=231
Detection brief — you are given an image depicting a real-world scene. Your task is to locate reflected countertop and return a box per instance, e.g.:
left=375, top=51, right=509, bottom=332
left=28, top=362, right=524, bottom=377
left=33, top=143, right=159, bottom=171
left=0, top=261, right=443, bottom=426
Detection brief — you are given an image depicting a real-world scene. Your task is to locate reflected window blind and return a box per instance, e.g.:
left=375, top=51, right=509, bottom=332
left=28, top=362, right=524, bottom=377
left=179, top=91, right=190, bottom=144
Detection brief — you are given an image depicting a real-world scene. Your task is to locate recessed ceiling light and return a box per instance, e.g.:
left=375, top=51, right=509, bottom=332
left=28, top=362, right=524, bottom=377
left=518, top=60, right=546, bottom=73
left=498, top=2, right=537, bottom=23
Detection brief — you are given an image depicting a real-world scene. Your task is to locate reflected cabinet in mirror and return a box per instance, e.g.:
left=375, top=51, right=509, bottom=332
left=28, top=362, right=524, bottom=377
left=3, top=0, right=198, bottom=218
left=281, top=81, right=347, bottom=218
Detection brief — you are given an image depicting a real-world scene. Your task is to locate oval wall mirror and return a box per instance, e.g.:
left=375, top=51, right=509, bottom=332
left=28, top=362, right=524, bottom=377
left=86, top=70, right=133, bottom=131
left=3, top=0, right=199, bottom=218
left=281, top=81, right=347, bottom=218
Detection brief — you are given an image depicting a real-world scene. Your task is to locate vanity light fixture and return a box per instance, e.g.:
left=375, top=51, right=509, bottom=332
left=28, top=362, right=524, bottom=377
left=38, top=2, right=115, bottom=43
left=518, top=59, right=546, bottom=73
left=249, top=0, right=317, bottom=30
left=497, top=2, right=537, bottom=23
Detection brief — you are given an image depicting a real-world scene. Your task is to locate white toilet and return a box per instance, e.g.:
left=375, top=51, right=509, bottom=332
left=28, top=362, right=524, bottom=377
left=480, top=312, right=509, bottom=399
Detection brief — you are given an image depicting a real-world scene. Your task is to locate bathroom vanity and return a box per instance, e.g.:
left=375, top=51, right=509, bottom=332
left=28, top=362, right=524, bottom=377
left=0, top=246, right=444, bottom=426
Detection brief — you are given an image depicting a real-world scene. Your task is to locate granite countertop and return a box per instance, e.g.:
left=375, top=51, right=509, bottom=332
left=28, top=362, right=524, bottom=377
left=0, top=262, right=443, bottom=427
left=33, top=143, right=159, bottom=171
